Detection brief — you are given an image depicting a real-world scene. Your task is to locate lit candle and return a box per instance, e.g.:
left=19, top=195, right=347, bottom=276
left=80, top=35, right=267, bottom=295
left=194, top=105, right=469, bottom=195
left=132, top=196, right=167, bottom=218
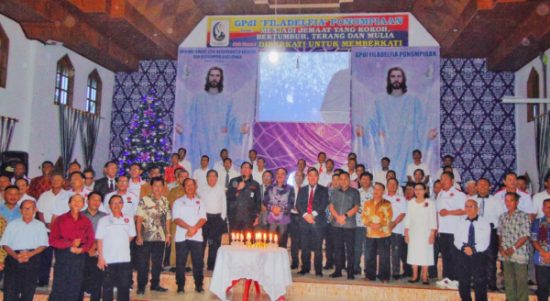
left=263, top=232, right=267, bottom=242
left=240, top=233, right=244, bottom=242
left=246, top=232, right=252, bottom=242
left=255, top=232, right=260, bottom=242
left=274, top=234, right=278, bottom=245
left=269, top=233, right=273, bottom=243
left=231, top=232, right=236, bottom=242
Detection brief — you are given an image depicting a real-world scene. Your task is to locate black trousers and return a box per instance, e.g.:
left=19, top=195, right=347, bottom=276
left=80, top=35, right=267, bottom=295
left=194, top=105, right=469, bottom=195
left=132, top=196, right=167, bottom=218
left=80, top=256, right=104, bottom=301
left=38, top=246, right=53, bottom=284
left=229, top=218, right=254, bottom=232
left=429, top=236, right=440, bottom=278
left=299, top=221, right=324, bottom=274
left=438, top=233, right=457, bottom=280
left=365, top=237, right=391, bottom=281
left=136, top=241, right=165, bottom=290
left=176, top=240, right=204, bottom=289
left=324, top=224, right=335, bottom=268
left=289, top=214, right=302, bottom=267
left=49, top=248, right=86, bottom=301
left=102, top=262, right=132, bottom=301
left=457, top=251, right=488, bottom=301
left=332, top=227, right=355, bottom=276
left=535, top=265, right=550, bottom=301
left=203, top=213, right=225, bottom=270
left=4, top=254, right=40, bottom=301
left=486, top=228, right=499, bottom=288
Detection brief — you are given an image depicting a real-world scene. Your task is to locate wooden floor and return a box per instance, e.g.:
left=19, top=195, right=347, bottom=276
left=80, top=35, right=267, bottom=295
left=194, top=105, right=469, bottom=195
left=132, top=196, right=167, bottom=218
left=18, top=270, right=539, bottom=301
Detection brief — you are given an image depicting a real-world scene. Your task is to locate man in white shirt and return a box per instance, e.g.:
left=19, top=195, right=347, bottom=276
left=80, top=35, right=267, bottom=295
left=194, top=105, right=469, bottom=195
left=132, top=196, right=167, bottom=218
left=216, top=158, right=239, bottom=190
left=177, top=147, right=192, bottom=173
left=36, top=172, right=66, bottom=287
left=313, top=152, right=327, bottom=174
left=533, top=172, right=550, bottom=218
left=287, top=159, right=307, bottom=186
left=319, top=159, right=335, bottom=187
left=97, top=194, right=136, bottom=301
left=198, top=170, right=227, bottom=271
left=213, top=148, right=229, bottom=171
left=355, top=172, right=373, bottom=275
left=104, top=175, right=139, bottom=218
left=247, top=149, right=258, bottom=167
left=386, top=177, right=409, bottom=279
left=435, top=155, right=462, bottom=184
left=464, top=180, right=478, bottom=198
left=0, top=199, right=48, bottom=301
left=83, top=168, right=96, bottom=191
left=346, top=158, right=358, bottom=182
left=252, top=157, right=268, bottom=183
left=406, top=149, right=430, bottom=184
left=494, top=171, right=536, bottom=219
left=51, top=172, right=93, bottom=222
left=373, top=157, right=391, bottom=185
left=193, top=155, right=211, bottom=191
left=435, top=171, right=466, bottom=289
left=473, top=178, right=506, bottom=291
left=15, top=178, right=36, bottom=206
left=128, top=163, right=145, bottom=198
left=173, top=178, right=207, bottom=293
left=453, top=199, right=491, bottom=301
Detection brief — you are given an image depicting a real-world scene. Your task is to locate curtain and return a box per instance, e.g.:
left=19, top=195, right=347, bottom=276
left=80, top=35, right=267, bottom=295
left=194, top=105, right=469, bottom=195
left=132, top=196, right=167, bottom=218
left=59, top=104, right=81, bottom=172
left=79, top=112, right=101, bottom=169
left=0, top=116, right=17, bottom=153
left=535, top=111, right=550, bottom=190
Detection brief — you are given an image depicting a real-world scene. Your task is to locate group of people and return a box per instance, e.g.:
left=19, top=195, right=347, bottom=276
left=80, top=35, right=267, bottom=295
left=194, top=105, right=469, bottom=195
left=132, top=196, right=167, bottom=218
left=0, top=147, right=548, bottom=301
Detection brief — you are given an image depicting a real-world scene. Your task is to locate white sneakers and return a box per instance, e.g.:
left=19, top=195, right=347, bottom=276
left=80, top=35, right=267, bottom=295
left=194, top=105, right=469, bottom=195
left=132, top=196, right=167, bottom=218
left=435, top=278, right=459, bottom=290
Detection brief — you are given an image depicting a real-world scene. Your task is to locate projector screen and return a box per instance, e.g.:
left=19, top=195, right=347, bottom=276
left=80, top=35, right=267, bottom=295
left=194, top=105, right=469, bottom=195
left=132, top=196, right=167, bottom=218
left=258, top=51, right=351, bottom=123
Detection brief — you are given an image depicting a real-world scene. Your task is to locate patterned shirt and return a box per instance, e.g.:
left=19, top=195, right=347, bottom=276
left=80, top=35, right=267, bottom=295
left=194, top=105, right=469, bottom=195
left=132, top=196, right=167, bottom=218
left=0, top=216, right=7, bottom=264
left=264, top=184, right=295, bottom=225
left=357, top=186, right=373, bottom=228
left=362, top=198, right=393, bottom=238
left=497, top=210, right=531, bottom=264
left=28, top=175, right=51, bottom=199
left=136, top=195, right=172, bottom=242
left=531, top=216, right=550, bottom=266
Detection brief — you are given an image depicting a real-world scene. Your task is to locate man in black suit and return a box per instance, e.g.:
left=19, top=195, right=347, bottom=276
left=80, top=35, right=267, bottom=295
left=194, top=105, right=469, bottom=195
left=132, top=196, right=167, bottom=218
left=296, top=167, right=329, bottom=277
left=94, top=161, right=118, bottom=197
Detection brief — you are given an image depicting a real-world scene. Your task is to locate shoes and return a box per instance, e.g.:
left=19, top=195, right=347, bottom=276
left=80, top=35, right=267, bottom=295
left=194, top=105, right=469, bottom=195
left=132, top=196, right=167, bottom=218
left=36, top=281, right=48, bottom=287
left=422, top=280, right=430, bottom=285
left=488, top=285, right=499, bottom=292
left=291, top=264, right=298, bottom=270
left=329, top=272, right=342, bottom=278
left=315, top=273, right=323, bottom=277
left=408, top=278, right=419, bottom=284
left=185, top=267, right=192, bottom=272
left=151, top=286, right=168, bottom=292
left=323, top=264, right=333, bottom=270
left=347, top=275, right=355, bottom=280
left=436, top=278, right=459, bottom=290
left=392, top=275, right=401, bottom=280
left=136, top=288, right=145, bottom=295
left=177, top=287, right=184, bottom=294
left=297, top=270, right=309, bottom=275
left=195, top=286, right=204, bottom=293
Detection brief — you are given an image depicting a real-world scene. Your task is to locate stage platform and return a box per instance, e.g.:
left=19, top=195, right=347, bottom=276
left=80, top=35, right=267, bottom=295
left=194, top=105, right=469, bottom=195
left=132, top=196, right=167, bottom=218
left=11, top=270, right=538, bottom=301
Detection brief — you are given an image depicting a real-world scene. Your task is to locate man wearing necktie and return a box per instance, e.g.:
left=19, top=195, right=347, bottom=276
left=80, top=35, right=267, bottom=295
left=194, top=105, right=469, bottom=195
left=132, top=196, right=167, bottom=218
left=94, top=161, right=118, bottom=197
left=296, top=167, right=329, bottom=277
left=453, top=199, right=491, bottom=301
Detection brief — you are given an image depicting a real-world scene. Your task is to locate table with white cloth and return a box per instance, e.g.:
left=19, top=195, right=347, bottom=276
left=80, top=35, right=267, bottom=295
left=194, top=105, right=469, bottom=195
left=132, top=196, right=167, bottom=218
left=209, top=245, right=293, bottom=301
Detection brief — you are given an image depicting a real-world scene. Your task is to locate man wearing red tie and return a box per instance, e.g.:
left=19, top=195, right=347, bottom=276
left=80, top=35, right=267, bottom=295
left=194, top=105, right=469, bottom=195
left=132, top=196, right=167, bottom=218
left=296, top=167, right=329, bottom=277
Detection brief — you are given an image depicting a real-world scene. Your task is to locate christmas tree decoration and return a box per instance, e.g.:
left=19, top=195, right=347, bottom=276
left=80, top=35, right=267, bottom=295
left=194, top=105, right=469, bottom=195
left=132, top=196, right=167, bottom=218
left=118, top=90, right=169, bottom=176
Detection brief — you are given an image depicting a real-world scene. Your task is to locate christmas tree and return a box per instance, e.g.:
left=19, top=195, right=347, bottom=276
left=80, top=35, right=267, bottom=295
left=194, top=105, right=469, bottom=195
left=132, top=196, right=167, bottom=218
left=119, top=91, right=171, bottom=176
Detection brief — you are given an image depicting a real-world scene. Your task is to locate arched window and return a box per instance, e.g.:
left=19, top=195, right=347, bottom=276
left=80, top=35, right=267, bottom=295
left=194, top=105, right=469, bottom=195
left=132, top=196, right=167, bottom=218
left=54, top=55, right=74, bottom=106
left=0, top=23, right=9, bottom=88
left=527, top=67, right=540, bottom=122
left=86, top=69, right=102, bottom=114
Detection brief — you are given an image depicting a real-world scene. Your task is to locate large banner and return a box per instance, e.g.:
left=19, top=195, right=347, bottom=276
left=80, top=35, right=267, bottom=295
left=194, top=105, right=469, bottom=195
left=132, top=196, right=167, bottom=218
left=173, top=48, right=258, bottom=168
left=207, top=14, right=408, bottom=50
left=351, top=47, right=440, bottom=184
